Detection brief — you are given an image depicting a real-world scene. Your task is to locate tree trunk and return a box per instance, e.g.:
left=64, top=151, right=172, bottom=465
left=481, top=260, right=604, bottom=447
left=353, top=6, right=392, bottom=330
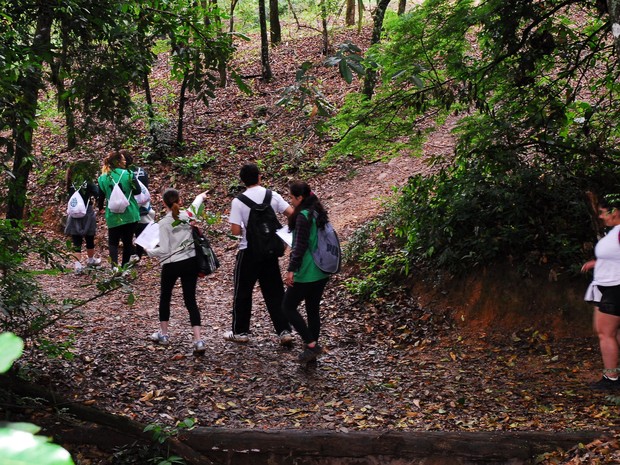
left=6, top=7, right=53, bottom=221
left=357, top=0, right=364, bottom=34
left=320, top=0, right=329, bottom=55
left=345, top=0, right=355, bottom=26
left=362, top=0, right=391, bottom=99
left=398, top=0, right=406, bottom=15
left=229, top=0, right=239, bottom=33
left=269, top=0, right=282, bottom=45
left=143, top=74, right=158, bottom=147
left=176, top=73, right=189, bottom=146
left=50, top=20, right=76, bottom=151
left=259, top=0, right=273, bottom=80
left=609, top=0, right=620, bottom=59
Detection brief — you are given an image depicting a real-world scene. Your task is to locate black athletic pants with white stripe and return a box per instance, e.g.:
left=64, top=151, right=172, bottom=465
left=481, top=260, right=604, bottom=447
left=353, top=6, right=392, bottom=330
left=231, top=249, right=290, bottom=335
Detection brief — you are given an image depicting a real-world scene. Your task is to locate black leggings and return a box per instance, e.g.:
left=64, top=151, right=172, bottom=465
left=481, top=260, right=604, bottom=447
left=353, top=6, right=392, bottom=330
left=108, top=222, right=136, bottom=266
left=283, top=278, right=329, bottom=344
left=159, top=257, right=201, bottom=327
left=71, top=235, right=95, bottom=252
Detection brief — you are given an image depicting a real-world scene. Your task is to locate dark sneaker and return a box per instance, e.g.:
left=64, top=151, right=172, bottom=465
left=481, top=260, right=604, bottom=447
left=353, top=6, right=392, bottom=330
left=279, top=330, right=294, bottom=346
left=298, top=344, right=323, bottom=364
left=590, top=376, right=620, bottom=391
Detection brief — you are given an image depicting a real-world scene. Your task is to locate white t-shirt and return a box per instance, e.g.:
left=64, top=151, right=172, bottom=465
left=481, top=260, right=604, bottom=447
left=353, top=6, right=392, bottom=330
left=585, top=224, right=620, bottom=302
left=229, top=185, right=290, bottom=250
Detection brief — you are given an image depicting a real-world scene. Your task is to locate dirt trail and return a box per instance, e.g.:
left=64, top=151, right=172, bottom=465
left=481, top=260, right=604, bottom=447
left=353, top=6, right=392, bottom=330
left=320, top=117, right=457, bottom=238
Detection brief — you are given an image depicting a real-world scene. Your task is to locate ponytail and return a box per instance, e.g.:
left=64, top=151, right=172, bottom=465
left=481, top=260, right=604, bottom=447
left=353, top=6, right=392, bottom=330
left=162, top=188, right=181, bottom=221
left=288, top=181, right=328, bottom=230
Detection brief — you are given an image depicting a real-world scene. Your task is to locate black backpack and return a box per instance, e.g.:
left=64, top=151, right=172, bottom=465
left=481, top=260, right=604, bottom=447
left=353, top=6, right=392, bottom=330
left=237, top=190, right=285, bottom=261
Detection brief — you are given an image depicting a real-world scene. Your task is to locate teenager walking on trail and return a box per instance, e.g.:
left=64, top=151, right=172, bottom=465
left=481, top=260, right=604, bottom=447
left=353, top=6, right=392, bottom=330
left=283, top=181, right=330, bottom=364
left=582, top=194, right=620, bottom=391
left=146, top=189, right=208, bottom=355
left=226, top=163, right=294, bottom=345
left=124, top=152, right=154, bottom=262
left=98, top=152, right=141, bottom=267
left=65, top=161, right=103, bottom=274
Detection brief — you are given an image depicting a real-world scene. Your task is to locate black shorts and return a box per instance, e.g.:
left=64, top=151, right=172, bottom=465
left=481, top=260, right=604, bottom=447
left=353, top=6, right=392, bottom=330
left=597, top=284, right=620, bottom=317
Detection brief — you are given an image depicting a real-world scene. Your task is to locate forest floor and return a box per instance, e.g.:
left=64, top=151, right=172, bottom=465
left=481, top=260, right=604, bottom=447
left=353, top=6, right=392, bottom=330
left=6, top=22, right=620, bottom=465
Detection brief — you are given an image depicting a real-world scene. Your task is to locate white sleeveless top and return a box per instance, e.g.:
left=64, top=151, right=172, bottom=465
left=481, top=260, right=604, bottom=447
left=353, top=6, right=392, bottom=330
left=585, top=224, right=620, bottom=302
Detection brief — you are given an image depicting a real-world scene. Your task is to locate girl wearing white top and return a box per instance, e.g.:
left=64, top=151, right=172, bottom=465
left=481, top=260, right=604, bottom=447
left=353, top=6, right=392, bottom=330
left=147, top=188, right=207, bottom=355
left=582, top=195, right=620, bottom=391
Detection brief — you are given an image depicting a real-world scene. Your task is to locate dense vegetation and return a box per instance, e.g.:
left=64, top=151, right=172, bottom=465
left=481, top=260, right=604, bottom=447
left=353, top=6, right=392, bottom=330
left=336, top=0, right=620, bottom=295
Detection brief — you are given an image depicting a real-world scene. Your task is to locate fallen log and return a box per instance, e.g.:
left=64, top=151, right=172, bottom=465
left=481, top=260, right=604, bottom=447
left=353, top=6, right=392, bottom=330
left=0, top=374, right=611, bottom=465
left=0, top=374, right=215, bottom=465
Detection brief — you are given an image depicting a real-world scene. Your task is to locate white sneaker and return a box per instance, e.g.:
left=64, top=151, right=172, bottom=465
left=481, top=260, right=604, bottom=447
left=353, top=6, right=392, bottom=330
left=193, top=340, right=206, bottom=355
left=74, top=261, right=84, bottom=274
left=86, top=257, right=101, bottom=267
left=150, top=332, right=170, bottom=345
left=223, top=331, right=250, bottom=343
left=129, top=254, right=140, bottom=264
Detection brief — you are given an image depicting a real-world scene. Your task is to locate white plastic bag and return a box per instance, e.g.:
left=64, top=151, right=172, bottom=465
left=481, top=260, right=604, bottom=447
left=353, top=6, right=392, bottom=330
left=108, top=171, right=130, bottom=213
left=67, top=183, right=88, bottom=218
left=134, top=178, right=151, bottom=206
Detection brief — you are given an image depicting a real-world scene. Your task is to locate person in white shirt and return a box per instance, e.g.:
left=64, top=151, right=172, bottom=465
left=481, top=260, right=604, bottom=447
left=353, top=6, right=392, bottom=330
left=582, top=195, right=620, bottom=391
left=225, top=163, right=294, bottom=345
left=147, top=188, right=208, bottom=355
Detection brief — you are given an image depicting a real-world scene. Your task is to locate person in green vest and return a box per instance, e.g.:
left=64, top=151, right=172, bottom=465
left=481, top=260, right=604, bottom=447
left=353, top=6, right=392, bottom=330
left=98, top=152, right=141, bottom=267
left=283, top=181, right=330, bottom=365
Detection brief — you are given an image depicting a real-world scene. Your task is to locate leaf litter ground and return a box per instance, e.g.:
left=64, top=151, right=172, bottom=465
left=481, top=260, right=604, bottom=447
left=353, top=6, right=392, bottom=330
left=11, top=24, right=620, bottom=463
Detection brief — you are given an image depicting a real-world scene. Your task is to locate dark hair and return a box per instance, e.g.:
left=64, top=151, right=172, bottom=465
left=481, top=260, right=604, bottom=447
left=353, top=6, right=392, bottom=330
left=240, top=163, right=260, bottom=186
left=600, top=194, right=620, bottom=211
left=288, top=181, right=328, bottom=230
left=163, top=188, right=181, bottom=221
left=123, top=151, right=134, bottom=167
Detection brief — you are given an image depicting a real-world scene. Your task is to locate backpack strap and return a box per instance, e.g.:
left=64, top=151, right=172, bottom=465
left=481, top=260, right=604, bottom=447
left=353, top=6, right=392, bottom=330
left=237, top=190, right=273, bottom=208
left=237, top=193, right=257, bottom=209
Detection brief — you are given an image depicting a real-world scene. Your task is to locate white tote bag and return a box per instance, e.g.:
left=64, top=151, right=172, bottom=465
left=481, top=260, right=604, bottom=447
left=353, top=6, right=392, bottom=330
left=108, top=171, right=130, bottom=213
left=67, top=183, right=89, bottom=218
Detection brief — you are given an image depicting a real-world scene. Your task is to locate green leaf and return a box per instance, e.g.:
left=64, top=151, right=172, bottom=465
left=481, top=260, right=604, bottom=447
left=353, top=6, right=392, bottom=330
left=0, top=429, right=74, bottom=465
left=339, top=59, right=353, bottom=84
left=0, top=332, right=24, bottom=373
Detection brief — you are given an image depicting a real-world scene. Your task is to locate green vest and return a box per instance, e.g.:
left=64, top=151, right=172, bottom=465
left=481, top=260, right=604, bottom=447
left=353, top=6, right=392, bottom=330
left=293, top=210, right=329, bottom=283
left=98, top=169, right=140, bottom=228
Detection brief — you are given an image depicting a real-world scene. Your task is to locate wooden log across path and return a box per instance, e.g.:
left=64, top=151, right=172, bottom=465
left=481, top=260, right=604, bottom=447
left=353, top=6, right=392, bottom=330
left=0, top=374, right=609, bottom=464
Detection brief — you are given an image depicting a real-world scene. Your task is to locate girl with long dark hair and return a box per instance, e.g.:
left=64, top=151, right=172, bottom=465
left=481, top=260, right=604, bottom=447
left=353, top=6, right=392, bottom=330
left=283, top=181, right=330, bottom=364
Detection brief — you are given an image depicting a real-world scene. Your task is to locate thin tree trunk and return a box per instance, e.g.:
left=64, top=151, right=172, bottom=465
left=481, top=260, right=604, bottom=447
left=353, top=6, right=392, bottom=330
left=362, top=0, right=391, bottom=99
left=270, top=0, right=282, bottom=45
left=398, top=0, right=406, bottom=15
left=176, top=74, right=189, bottom=146
left=321, top=0, right=329, bottom=55
left=357, top=0, right=364, bottom=34
left=345, top=0, right=355, bottom=26
left=259, top=0, right=273, bottom=80
left=143, top=74, right=158, bottom=147
left=7, top=7, right=53, bottom=221
left=609, top=0, right=620, bottom=59
left=229, top=0, right=239, bottom=32
left=50, top=20, right=76, bottom=151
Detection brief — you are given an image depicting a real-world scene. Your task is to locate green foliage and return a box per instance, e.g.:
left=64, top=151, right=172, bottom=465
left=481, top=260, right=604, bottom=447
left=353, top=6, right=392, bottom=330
left=171, top=150, right=218, bottom=181
left=331, top=0, right=620, bottom=280
left=143, top=417, right=196, bottom=465
left=344, top=215, right=408, bottom=299
left=0, top=218, right=69, bottom=338
left=0, top=333, right=75, bottom=465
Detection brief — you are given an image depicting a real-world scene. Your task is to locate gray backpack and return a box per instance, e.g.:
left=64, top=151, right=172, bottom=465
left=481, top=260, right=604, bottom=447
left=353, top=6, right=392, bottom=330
left=311, top=212, right=341, bottom=274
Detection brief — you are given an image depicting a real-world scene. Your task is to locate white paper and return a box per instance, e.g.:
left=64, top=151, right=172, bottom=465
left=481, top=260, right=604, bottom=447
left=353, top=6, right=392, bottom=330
left=135, top=222, right=160, bottom=250
left=276, top=227, right=293, bottom=248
